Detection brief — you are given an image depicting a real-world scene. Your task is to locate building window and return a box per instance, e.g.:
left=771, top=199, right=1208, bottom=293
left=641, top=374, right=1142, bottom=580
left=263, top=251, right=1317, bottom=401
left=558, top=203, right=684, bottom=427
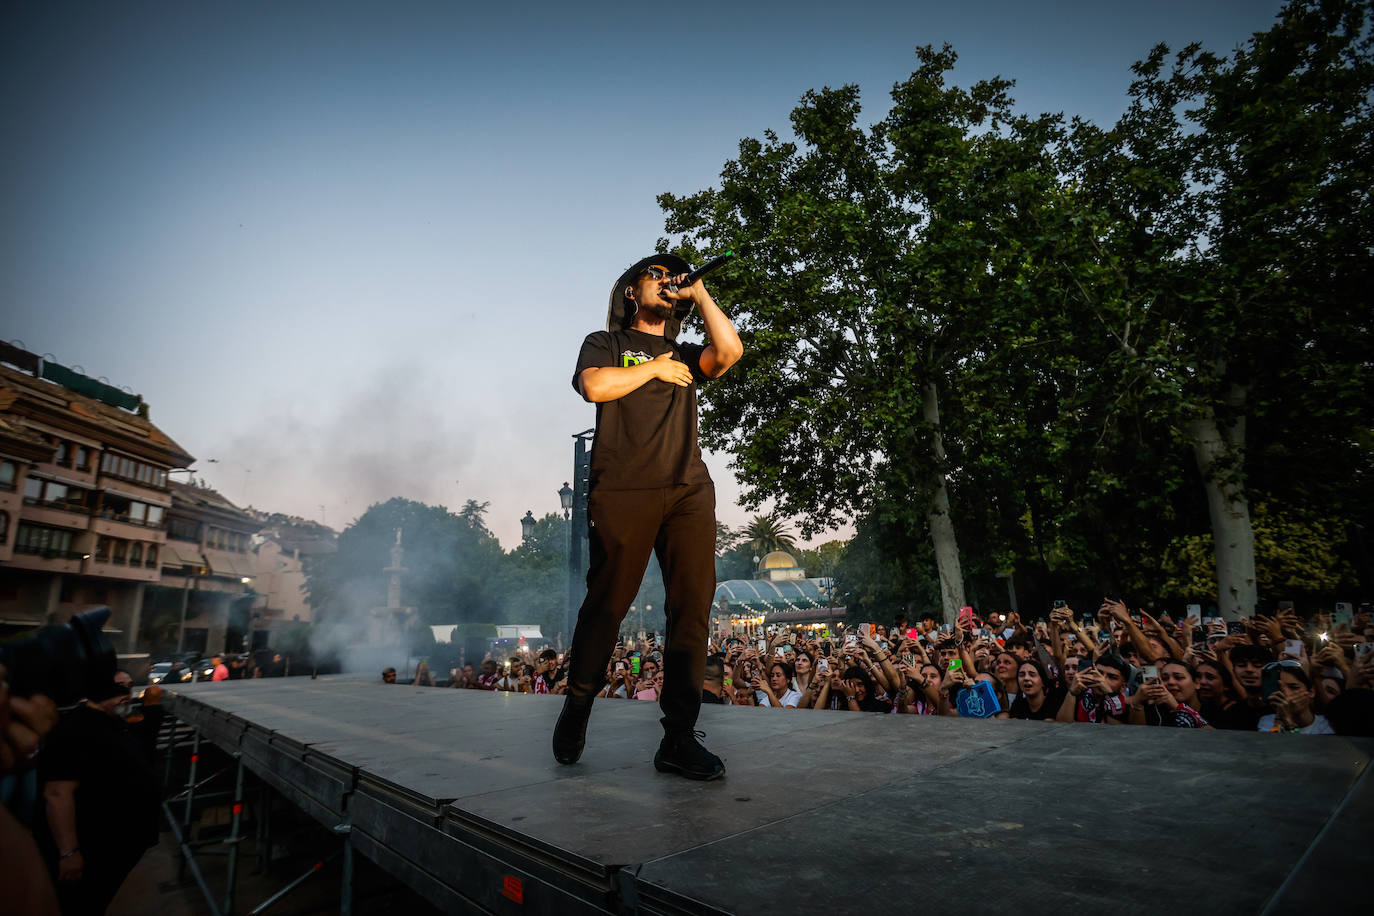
left=14, top=523, right=77, bottom=559
left=95, top=536, right=112, bottom=562
left=129, top=542, right=143, bottom=566
left=0, top=460, right=16, bottom=490
left=100, top=452, right=170, bottom=490
left=167, top=516, right=200, bottom=542
left=21, top=478, right=90, bottom=513
left=75, top=446, right=91, bottom=471
left=112, top=539, right=127, bottom=564
left=145, top=544, right=158, bottom=568
left=0, top=510, right=8, bottom=544
left=54, top=441, right=70, bottom=467
left=95, top=493, right=162, bottom=527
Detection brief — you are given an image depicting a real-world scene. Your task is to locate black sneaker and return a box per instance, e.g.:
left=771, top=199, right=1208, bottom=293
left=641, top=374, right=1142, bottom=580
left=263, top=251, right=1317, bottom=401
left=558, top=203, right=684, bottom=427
left=552, top=694, right=595, bottom=765
left=654, top=730, right=725, bottom=780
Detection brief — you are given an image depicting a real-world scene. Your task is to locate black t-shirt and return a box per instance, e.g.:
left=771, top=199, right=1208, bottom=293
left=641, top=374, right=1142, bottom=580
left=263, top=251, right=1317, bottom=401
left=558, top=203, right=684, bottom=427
left=39, top=705, right=164, bottom=854
left=701, top=689, right=725, bottom=704
left=1009, top=688, right=1065, bottom=721
left=573, top=329, right=711, bottom=491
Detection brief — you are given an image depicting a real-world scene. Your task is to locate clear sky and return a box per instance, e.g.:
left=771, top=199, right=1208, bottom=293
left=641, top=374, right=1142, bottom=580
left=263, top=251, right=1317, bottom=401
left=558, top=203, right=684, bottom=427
left=2, top=0, right=1285, bottom=549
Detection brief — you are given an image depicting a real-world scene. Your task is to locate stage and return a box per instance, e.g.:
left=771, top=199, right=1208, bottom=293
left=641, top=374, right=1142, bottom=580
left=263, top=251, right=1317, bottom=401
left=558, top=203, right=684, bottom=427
left=165, top=677, right=1370, bottom=914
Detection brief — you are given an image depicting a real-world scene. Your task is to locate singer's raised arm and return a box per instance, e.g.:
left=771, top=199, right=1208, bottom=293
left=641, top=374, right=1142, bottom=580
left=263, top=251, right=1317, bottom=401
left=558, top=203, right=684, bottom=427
left=682, top=279, right=742, bottom=378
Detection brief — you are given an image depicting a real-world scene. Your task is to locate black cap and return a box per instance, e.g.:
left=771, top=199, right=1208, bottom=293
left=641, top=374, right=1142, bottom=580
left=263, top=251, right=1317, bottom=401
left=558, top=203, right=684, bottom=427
left=605, top=253, right=693, bottom=340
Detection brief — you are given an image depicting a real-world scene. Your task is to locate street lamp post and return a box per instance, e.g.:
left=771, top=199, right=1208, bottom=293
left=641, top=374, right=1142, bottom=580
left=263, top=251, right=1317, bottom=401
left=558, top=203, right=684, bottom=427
left=566, top=429, right=594, bottom=641
left=559, top=482, right=574, bottom=642
left=520, top=510, right=536, bottom=543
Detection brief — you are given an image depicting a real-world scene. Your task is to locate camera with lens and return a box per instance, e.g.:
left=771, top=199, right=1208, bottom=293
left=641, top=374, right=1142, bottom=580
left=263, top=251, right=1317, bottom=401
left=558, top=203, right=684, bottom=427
left=0, top=607, right=118, bottom=706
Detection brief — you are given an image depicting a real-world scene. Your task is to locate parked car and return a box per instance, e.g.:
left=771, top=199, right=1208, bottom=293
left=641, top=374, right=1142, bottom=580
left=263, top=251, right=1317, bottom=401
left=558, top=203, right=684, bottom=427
left=148, top=660, right=194, bottom=686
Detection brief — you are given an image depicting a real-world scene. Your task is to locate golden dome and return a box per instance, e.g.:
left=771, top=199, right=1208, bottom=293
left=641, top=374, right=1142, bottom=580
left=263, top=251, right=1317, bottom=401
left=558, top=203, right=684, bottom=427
left=759, top=550, right=797, bottom=570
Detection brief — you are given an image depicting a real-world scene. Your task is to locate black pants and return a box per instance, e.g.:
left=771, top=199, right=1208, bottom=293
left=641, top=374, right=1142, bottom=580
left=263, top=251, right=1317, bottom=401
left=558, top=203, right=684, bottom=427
left=567, top=483, right=715, bottom=735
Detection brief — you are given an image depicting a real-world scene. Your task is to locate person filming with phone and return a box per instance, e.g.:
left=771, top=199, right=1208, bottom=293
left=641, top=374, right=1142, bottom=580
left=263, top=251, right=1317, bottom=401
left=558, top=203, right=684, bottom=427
left=1057, top=655, right=1131, bottom=724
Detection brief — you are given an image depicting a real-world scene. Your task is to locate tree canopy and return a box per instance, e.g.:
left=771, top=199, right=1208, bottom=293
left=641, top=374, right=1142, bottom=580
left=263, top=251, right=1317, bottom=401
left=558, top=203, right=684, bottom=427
left=660, top=0, right=1372, bottom=620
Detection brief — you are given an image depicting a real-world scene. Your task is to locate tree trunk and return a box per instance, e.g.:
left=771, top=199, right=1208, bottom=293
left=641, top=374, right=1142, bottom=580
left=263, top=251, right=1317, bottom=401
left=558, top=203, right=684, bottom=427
left=922, top=382, right=967, bottom=624
left=1188, top=385, right=1257, bottom=620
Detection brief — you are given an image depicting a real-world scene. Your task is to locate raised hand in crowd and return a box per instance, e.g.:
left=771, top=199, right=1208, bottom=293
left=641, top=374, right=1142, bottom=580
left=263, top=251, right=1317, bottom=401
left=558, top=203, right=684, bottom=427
left=0, top=664, right=58, bottom=775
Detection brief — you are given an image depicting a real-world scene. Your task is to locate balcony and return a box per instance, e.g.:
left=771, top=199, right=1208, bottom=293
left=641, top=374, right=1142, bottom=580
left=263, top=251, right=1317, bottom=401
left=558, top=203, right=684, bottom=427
left=90, top=516, right=167, bottom=542
left=4, top=545, right=84, bottom=574
left=84, top=556, right=161, bottom=583
left=19, top=501, right=92, bottom=532
left=12, top=543, right=86, bottom=561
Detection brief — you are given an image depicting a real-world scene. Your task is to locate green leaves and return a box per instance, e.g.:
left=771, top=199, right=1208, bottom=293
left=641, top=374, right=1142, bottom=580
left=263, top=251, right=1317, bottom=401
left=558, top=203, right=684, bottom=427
left=662, top=1, right=1371, bottom=613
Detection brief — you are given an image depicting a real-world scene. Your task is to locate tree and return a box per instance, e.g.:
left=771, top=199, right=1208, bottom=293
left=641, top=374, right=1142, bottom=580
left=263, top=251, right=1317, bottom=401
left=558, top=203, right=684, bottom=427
left=493, top=512, right=568, bottom=639
left=1061, top=0, right=1374, bottom=616
left=459, top=499, right=491, bottom=533
left=304, top=497, right=506, bottom=634
left=742, top=514, right=797, bottom=557
left=661, top=47, right=1075, bottom=621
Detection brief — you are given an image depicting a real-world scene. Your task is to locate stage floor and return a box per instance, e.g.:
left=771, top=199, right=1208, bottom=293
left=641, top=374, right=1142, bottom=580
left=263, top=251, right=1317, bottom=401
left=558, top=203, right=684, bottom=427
left=166, top=676, right=1369, bottom=914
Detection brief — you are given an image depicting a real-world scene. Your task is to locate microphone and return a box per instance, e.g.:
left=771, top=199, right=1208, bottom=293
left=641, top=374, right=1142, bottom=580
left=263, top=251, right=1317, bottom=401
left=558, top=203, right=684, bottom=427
left=665, top=251, right=737, bottom=318
left=682, top=250, right=736, bottom=286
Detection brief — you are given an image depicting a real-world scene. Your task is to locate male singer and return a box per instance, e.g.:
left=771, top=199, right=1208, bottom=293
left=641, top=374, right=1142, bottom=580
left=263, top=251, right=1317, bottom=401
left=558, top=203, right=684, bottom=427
left=552, top=253, right=743, bottom=779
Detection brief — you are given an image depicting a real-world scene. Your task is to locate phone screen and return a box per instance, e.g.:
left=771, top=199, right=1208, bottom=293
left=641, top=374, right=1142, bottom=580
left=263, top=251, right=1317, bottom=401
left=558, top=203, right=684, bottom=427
left=757, top=639, right=767, bottom=652
left=1261, top=666, right=1283, bottom=700
left=1283, top=639, right=1303, bottom=658
left=906, top=628, right=919, bottom=640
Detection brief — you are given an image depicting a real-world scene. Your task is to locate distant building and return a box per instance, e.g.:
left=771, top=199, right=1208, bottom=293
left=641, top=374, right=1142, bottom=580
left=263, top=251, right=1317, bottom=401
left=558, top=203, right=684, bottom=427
left=140, top=479, right=261, bottom=656
left=711, top=550, right=840, bottom=631
left=248, top=511, right=336, bottom=641
left=0, top=355, right=192, bottom=650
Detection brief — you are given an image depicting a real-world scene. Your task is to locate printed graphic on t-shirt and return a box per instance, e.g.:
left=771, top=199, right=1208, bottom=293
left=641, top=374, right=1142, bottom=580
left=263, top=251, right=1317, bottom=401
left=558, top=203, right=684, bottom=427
left=621, top=349, right=654, bottom=367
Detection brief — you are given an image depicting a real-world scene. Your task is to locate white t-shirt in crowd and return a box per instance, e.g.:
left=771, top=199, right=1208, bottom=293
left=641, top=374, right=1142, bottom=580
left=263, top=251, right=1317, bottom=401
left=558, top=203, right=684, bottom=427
left=757, top=687, right=803, bottom=708
left=1257, top=714, right=1335, bottom=734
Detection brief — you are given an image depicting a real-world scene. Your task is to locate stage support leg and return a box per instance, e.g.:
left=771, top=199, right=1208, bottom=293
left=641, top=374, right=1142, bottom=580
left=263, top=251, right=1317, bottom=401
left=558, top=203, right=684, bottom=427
left=178, top=729, right=201, bottom=882
left=222, top=753, right=245, bottom=916
left=335, top=823, right=354, bottom=916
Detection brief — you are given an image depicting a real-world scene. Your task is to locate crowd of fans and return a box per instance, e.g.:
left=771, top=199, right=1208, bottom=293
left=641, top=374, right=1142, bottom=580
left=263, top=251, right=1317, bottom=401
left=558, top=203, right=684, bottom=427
left=416, top=600, right=1374, bottom=735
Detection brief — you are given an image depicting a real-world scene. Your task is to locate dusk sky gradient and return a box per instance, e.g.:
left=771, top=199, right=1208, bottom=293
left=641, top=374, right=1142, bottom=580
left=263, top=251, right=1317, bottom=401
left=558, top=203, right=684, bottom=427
left=3, top=0, right=1286, bottom=549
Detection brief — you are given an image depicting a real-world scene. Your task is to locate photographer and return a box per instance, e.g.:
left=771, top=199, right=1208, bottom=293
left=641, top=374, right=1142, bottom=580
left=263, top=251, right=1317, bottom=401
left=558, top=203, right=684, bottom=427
left=39, top=670, right=165, bottom=914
